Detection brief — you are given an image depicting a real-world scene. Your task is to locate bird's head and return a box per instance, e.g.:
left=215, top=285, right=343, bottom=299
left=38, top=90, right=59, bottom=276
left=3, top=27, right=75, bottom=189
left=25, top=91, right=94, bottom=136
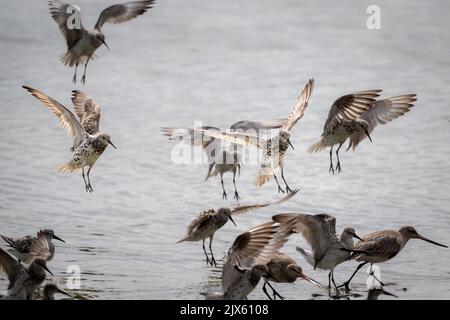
left=287, top=264, right=322, bottom=286
left=342, top=227, right=364, bottom=242
left=43, top=283, right=71, bottom=298
left=399, top=226, right=447, bottom=248
left=218, top=208, right=236, bottom=226
left=99, top=133, right=117, bottom=149
left=96, top=32, right=109, bottom=50
left=353, top=119, right=372, bottom=142
left=39, top=229, right=65, bottom=243
left=279, top=129, right=294, bottom=149
left=33, top=259, right=53, bottom=276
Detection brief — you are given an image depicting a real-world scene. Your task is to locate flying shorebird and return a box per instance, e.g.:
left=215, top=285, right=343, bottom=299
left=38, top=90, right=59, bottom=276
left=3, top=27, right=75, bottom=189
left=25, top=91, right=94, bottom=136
left=1, top=229, right=65, bottom=262
left=194, top=79, right=314, bottom=194
left=49, top=0, right=156, bottom=84
left=221, top=219, right=296, bottom=300
left=23, top=86, right=117, bottom=192
left=42, top=282, right=71, bottom=300
left=0, top=240, right=54, bottom=300
left=272, top=213, right=364, bottom=291
left=176, top=190, right=299, bottom=267
left=309, top=92, right=417, bottom=174
left=161, top=119, right=287, bottom=200
left=261, top=252, right=321, bottom=300
left=340, top=226, right=447, bottom=291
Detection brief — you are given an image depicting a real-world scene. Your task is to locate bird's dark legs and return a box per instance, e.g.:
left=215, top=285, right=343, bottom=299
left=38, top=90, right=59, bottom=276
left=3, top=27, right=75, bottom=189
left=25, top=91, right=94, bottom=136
left=81, top=56, right=91, bottom=85
left=262, top=281, right=273, bottom=300
left=328, top=271, right=332, bottom=289
left=202, top=239, right=211, bottom=265
left=335, top=142, right=343, bottom=173
left=208, top=235, right=217, bottom=267
left=265, top=281, right=285, bottom=300
left=220, top=174, right=227, bottom=200
left=232, top=170, right=239, bottom=201
left=72, top=61, right=79, bottom=83
left=331, top=271, right=339, bottom=292
left=273, top=174, right=285, bottom=193
left=369, top=263, right=386, bottom=287
left=280, top=168, right=292, bottom=193
left=82, top=167, right=89, bottom=192
left=329, top=146, right=335, bottom=174
left=86, top=165, right=93, bottom=192
left=339, top=261, right=368, bottom=291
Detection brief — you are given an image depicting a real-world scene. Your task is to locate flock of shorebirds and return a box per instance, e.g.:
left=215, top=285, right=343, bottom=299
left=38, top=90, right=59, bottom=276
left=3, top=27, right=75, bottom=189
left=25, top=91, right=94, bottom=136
left=0, top=0, right=447, bottom=300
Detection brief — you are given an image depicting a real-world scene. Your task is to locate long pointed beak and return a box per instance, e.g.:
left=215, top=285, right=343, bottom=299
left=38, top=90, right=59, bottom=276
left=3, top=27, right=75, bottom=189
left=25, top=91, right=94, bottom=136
left=352, top=233, right=365, bottom=242
left=53, top=235, right=65, bottom=243
left=417, top=234, right=448, bottom=248
left=229, top=216, right=237, bottom=227
left=287, top=139, right=295, bottom=150
left=108, top=140, right=117, bottom=149
left=57, top=288, right=71, bottom=297
left=300, top=272, right=322, bottom=287
left=43, top=265, right=54, bottom=276
left=365, top=130, right=372, bottom=143
left=102, top=40, right=110, bottom=50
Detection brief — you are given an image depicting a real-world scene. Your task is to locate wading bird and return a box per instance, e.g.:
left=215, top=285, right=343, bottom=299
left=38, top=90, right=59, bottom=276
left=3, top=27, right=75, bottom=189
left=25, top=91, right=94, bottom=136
left=177, top=190, right=298, bottom=266
left=49, top=0, right=156, bottom=84
left=272, top=213, right=364, bottom=291
left=195, top=79, right=314, bottom=193
left=340, top=226, right=447, bottom=291
left=309, top=92, right=416, bottom=174
left=23, top=86, right=116, bottom=192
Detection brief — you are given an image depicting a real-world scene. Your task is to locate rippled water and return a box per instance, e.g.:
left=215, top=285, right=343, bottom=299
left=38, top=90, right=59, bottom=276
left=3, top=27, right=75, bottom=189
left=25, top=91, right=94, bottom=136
left=1, top=0, right=449, bottom=300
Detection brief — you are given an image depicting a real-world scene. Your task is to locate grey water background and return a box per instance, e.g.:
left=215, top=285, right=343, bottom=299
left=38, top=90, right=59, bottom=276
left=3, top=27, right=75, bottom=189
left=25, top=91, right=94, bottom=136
left=0, top=0, right=449, bottom=299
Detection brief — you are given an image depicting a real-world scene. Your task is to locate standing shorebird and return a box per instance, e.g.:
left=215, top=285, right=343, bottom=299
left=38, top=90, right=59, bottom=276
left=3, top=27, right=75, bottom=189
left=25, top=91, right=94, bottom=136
left=161, top=119, right=287, bottom=200
left=222, top=219, right=296, bottom=300
left=1, top=229, right=64, bottom=262
left=0, top=244, right=53, bottom=300
left=42, top=283, right=71, bottom=300
left=177, top=190, right=298, bottom=267
left=23, top=86, right=116, bottom=192
left=261, top=252, right=321, bottom=300
left=272, top=213, right=364, bottom=291
left=49, top=0, right=156, bottom=84
left=340, top=226, right=447, bottom=291
left=309, top=91, right=417, bottom=174
left=196, top=79, right=314, bottom=193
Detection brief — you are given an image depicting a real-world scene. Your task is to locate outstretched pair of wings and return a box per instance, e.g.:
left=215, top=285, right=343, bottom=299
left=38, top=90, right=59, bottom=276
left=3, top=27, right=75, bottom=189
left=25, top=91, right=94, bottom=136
left=230, top=189, right=299, bottom=215
left=0, top=234, right=53, bottom=289
left=190, top=79, right=315, bottom=150
left=161, top=118, right=288, bottom=161
left=222, top=219, right=296, bottom=292
left=182, top=190, right=299, bottom=239
left=346, top=94, right=417, bottom=150
left=272, top=213, right=338, bottom=266
left=23, top=86, right=102, bottom=150
left=49, top=0, right=156, bottom=50
left=321, top=89, right=416, bottom=146
left=322, top=90, right=382, bottom=135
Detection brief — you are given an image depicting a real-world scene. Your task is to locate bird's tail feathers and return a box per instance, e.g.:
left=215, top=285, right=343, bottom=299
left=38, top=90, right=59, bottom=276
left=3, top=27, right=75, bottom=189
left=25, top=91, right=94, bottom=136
left=56, top=161, right=79, bottom=174
left=253, top=165, right=273, bottom=187
left=60, top=52, right=95, bottom=67
left=308, top=139, right=327, bottom=153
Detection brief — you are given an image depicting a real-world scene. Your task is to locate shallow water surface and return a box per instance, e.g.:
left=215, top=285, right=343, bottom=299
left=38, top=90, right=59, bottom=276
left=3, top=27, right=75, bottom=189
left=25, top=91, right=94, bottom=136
left=0, top=0, right=449, bottom=299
